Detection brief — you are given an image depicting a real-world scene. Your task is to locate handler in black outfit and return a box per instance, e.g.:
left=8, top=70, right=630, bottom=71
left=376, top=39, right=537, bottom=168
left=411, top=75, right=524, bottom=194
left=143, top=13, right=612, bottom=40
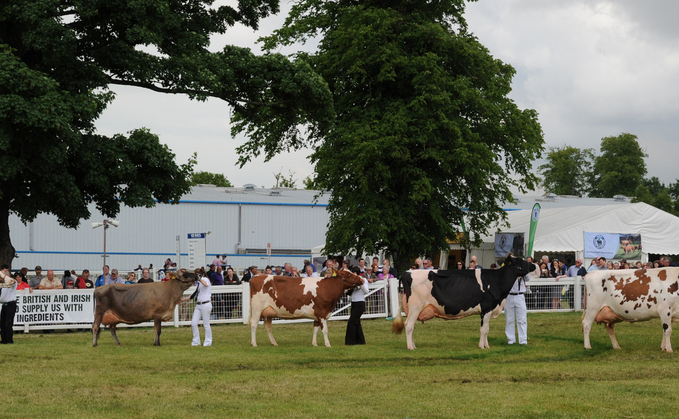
left=345, top=270, right=370, bottom=345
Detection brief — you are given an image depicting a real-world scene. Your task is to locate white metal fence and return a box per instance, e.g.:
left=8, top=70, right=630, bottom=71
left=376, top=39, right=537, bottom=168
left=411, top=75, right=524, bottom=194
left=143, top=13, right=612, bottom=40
left=11, top=276, right=584, bottom=333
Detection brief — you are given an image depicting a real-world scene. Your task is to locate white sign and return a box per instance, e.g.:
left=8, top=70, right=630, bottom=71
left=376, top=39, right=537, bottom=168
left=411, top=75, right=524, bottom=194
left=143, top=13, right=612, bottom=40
left=187, top=233, right=206, bottom=270
left=15, top=291, right=94, bottom=324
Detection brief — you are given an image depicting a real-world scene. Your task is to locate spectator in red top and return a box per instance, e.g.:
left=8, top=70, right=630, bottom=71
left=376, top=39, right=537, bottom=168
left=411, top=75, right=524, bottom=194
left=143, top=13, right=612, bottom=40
left=75, top=269, right=94, bottom=289
left=16, top=272, right=32, bottom=293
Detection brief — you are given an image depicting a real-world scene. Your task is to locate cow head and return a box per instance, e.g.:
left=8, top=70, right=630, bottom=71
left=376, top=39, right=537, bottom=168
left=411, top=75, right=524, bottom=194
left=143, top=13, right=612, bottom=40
left=503, top=254, right=536, bottom=276
left=173, top=271, right=199, bottom=290
left=333, top=268, right=365, bottom=289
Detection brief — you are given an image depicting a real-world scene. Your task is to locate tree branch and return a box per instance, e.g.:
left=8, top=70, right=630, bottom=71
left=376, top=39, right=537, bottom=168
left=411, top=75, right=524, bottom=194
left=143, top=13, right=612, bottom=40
left=107, top=78, right=291, bottom=108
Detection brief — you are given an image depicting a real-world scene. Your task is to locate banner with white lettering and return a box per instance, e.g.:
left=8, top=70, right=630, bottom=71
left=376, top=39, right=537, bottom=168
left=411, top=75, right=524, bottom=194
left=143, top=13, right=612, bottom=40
left=584, top=232, right=642, bottom=260
left=14, top=291, right=94, bottom=324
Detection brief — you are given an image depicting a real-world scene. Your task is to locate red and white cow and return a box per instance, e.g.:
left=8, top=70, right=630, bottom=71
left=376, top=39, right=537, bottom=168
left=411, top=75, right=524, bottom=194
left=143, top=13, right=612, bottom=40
left=249, top=269, right=364, bottom=347
left=582, top=267, right=679, bottom=351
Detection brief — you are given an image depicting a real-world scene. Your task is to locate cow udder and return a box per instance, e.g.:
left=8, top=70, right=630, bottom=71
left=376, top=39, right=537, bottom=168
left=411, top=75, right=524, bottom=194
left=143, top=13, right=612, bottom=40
left=595, top=306, right=623, bottom=326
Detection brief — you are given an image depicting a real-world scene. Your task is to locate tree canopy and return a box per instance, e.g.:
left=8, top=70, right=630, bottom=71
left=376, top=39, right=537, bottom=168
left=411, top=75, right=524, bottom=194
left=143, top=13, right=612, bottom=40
left=259, top=0, right=544, bottom=268
left=0, top=0, right=333, bottom=266
left=191, top=171, right=233, bottom=188
left=538, top=145, right=594, bottom=196
left=589, top=133, right=647, bottom=198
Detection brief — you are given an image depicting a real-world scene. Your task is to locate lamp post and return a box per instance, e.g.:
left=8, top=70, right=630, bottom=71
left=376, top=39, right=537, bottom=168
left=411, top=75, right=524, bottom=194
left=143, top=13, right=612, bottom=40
left=92, top=219, right=120, bottom=270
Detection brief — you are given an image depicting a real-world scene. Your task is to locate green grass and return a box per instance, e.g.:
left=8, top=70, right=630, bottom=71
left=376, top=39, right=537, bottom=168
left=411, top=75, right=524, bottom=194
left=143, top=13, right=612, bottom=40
left=2, top=312, right=679, bottom=418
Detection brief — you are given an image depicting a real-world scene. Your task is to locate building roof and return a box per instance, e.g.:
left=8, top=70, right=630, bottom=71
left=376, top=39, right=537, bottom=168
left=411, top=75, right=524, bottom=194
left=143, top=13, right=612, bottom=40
left=183, top=184, right=329, bottom=206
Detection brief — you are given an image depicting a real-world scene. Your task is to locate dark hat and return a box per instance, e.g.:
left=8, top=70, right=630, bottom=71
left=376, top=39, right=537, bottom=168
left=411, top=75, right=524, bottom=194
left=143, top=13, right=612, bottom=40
left=35, top=265, right=42, bottom=270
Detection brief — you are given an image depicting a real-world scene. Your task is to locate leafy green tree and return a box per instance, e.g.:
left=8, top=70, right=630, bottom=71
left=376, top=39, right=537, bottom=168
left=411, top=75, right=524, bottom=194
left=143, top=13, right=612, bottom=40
left=273, top=169, right=297, bottom=189
left=538, top=146, right=594, bottom=196
left=259, top=0, right=544, bottom=269
left=302, top=175, right=317, bottom=190
left=589, top=133, right=648, bottom=198
left=191, top=172, right=233, bottom=188
left=667, top=180, right=679, bottom=200
left=0, top=0, right=333, bottom=267
left=653, top=190, right=674, bottom=213
left=632, top=185, right=654, bottom=206
left=640, top=177, right=666, bottom=196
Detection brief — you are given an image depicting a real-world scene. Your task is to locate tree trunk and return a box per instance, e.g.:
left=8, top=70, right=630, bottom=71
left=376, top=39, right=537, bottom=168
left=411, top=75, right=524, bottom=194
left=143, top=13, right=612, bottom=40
left=0, top=200, right=16, bottom=269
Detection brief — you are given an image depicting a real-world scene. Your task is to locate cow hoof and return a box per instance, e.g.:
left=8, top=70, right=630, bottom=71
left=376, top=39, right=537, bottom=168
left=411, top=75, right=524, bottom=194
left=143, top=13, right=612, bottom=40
left=325, top=344, right=331, bottom=348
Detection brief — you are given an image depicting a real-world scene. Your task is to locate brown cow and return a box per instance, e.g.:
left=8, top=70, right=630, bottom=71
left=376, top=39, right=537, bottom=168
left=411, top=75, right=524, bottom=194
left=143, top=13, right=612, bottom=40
left=249, top=268, right=364, bottom=347
left=92, top=270, right=197, bottom=346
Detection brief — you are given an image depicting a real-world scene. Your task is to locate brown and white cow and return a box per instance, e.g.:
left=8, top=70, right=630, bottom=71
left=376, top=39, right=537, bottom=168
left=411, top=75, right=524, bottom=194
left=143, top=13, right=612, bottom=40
left=93, top=270, right=197, bottom=346
left=393, top=255, right=535, bottom=349
left=249, top=269, right=364, bottom=347
left=582, top=267, right=679, bottom=351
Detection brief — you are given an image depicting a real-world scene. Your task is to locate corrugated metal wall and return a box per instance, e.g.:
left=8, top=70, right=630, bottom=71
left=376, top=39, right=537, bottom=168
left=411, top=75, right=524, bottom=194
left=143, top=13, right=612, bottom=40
left=9, top=197, right=330, bottom=273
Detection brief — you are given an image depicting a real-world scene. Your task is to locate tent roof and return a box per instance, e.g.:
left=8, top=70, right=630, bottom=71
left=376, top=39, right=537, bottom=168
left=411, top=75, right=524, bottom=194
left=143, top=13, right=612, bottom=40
left=479, top=202, right=679, bottom=255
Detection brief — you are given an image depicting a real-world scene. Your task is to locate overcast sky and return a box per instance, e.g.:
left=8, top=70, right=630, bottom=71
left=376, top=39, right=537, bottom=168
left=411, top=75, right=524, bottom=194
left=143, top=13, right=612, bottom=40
left=95, top=0, right=679, bottom=192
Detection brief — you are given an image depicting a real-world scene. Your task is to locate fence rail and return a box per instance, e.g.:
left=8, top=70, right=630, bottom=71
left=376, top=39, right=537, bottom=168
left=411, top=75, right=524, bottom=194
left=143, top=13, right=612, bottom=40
left=12, top=276, right=584, bottom=333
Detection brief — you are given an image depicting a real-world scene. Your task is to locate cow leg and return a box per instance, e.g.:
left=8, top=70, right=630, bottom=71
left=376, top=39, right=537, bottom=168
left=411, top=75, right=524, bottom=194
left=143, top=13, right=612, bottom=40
left=109, top=324, right=121, bottom=346
left=321, top=318, right=331, bottom=347
left=92, top=311, right=103, bottom=347
left=582, top=313, right=593, bottom=350
left=249, top=306, right=264, bottom=347
left=153, top=318, right=162, bottom=346
left=660, top=311, right=673, bottom=352
left=264, top=317, right=278, bottom=346
left=312, top=320, right=320, bottom=347
left=479, top=312, right=492, bottom=349
left=404, top=303, right=424, bottom=350
left=605, top=323, right=621, bottom=349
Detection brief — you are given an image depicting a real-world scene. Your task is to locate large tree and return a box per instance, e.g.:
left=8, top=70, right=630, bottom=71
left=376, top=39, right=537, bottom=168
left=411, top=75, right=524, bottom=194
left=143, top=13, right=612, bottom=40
left=257, top=0, right=544, bottom=268
left=0, top=0, right=333, bottom=267
left=538, top=146, right=594, bottom=196
left=589, top=133, right=647, bottom=198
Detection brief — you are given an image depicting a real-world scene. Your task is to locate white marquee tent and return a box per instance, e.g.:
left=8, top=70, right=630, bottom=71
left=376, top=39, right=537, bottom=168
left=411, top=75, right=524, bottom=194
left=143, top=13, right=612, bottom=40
left=473, top=202, right=679, bottom=264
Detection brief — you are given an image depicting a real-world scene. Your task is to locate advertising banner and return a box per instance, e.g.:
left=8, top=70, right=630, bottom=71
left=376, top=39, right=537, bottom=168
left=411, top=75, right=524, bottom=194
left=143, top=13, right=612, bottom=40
left=14, top=291, right=94, bottom=325
left=584, top=232, right=642, bottom=259
left=494, top=233, right=525, bottom=258
left=527, top=203, right=540, bottom=257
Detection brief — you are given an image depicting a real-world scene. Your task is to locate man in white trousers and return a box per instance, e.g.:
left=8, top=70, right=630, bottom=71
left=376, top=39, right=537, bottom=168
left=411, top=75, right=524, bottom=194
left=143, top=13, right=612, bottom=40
left=505, top=270, right=530, bottom=345
left=185, top=268, right=212, bottom=347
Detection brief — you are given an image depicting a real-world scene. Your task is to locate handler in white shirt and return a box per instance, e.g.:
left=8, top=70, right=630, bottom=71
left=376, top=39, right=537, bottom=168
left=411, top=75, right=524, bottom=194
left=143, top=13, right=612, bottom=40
left=505, top=271, right=530, bottom=345
left=185, top=268, right=212, bottom=347
left=345, top=271, right=370, bottom=345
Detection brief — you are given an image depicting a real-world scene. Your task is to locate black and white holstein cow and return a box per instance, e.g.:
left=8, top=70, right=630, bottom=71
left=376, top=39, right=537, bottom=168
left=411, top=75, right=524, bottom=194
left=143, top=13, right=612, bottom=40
left=393, top=255, right=535, bottom=349
left=583, top=267, right=679, bottom=351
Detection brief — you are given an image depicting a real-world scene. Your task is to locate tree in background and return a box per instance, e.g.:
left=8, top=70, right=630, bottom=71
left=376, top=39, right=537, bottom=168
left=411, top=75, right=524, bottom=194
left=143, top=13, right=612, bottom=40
left=538, top=146, right=594, bottom=196
left=273, top=169, right=297, bottom=189
left=191, top=172, right=233, bottom=188
left=633, top=177, right=678, bottom=215
left=589, top=133, right=647, bottom=198
left=0, top=0, right=332, bottom=267
left=259, top=0, right=544, bottom=269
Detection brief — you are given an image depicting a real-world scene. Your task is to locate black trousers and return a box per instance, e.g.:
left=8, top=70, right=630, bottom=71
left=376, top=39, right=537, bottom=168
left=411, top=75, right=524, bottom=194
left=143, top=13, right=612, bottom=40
left=1, top=301, right=17, bottom=344
left=345, top=301, right=366, bottom=345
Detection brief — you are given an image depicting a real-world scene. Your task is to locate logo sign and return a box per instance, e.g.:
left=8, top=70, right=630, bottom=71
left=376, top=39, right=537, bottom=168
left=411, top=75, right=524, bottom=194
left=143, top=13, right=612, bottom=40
left=531, top=205, right=540, bottom=222
left=584, top=232, right=642, bottom=259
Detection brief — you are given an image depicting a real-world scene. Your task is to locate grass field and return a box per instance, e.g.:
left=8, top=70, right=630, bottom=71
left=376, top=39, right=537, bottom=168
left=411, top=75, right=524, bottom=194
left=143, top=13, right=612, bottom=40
left=2, top=312, right=679, bottom=418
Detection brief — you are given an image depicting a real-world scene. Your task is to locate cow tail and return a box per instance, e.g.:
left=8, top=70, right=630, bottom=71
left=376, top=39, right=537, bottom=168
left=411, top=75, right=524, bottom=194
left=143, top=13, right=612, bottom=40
left=392, top=277, right=405, bottom=335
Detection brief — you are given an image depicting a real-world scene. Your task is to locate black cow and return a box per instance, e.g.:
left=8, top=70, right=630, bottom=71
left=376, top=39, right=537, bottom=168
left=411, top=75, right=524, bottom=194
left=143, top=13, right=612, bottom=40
left=392, top=255, right=535, bottom=349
